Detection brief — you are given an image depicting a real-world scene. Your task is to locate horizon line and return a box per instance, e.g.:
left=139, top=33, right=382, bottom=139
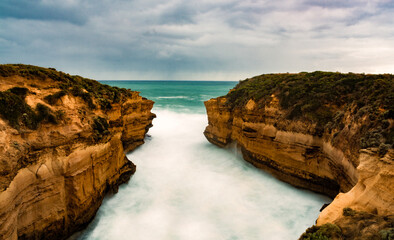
left=98, top=79, right=239, bottom=81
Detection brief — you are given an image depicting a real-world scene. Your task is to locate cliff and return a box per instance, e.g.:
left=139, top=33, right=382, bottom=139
left=204, top=72, right=393, bottom=239
left=0, top=64, right=156, bottom=239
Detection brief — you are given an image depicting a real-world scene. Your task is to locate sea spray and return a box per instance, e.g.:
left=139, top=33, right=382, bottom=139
left=72, top=109, right=330, bottom=240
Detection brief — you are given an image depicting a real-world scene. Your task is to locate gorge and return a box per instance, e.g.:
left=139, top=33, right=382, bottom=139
left=204, top=72, right=394, bottom=239
left=0, top=65, right=393, bottom=240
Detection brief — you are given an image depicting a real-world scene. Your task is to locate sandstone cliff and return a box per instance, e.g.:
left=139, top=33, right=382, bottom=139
left=204, top=72, right=393, bottom=238
left=0, top=64, right=156, bottom=239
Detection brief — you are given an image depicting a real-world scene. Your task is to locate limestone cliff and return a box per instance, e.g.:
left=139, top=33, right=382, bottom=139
left=204, top=72, right=393, bottom=238
left=0, top=64, right=156, bottom=239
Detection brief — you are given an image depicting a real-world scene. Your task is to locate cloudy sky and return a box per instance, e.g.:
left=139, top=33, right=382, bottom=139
left=0, top=0, right=393, bottom=80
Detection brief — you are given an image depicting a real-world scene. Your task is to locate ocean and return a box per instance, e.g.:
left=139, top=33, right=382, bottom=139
left=70, top=81, right=330, bottom=240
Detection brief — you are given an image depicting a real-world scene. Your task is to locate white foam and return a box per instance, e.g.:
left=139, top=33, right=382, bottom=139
left=73, top=109, right=330, bottom=240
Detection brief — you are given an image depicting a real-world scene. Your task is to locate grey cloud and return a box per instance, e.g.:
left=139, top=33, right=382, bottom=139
left=158, top=3, right=196, bottom=24
left=0, top=0, right=393, bottom=80
left=0, top=0, right=88, bottom=24
left=303, top=0, right=359, bottom=9
left=378, top=1, right=394, bottom=9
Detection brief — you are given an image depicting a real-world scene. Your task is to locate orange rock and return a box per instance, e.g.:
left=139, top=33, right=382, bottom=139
left=0, top=67, right=155, bottom=240
left=204, top=96, right=393, bottom=227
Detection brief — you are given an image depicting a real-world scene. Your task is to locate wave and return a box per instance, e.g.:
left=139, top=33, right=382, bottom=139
left=156, top=96, right=190, bottom=99
left=72, top=109, right=330, bottom=240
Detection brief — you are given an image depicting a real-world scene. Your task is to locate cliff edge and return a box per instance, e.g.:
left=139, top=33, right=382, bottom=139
left=0, top=64, right=156, bottom=239
left=204, top=72, right=393, bottom=239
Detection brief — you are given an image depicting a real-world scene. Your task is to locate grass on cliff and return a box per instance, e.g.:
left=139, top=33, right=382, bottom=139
left=0, top=64, right=132, bottom=110
left=226, top=71, right=393, bottom=149
left=0, top=88, right=60, bottom=129
left=339, top=208, right=394, bottom=240
left=92, top=116, right=110, bottom=142
left=300, top=208, right=394, bottom=240
left=299, top=223, right=342, bottom=240
left=44, top=90, right=67, bottom=105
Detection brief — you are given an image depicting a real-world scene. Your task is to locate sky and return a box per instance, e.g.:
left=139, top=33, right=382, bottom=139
left=0, top=0, right=394, bottom=80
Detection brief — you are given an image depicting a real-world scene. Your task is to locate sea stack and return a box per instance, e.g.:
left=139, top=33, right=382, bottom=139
left=0, top=64, right=156, bottom=239
left=204, top=71, right=394, bottom=239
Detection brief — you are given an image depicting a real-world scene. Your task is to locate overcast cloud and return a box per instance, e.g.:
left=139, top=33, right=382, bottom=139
left=0, top=0, right=393, bottom=80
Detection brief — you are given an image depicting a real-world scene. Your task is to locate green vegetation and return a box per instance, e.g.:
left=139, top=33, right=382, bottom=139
left=343, top=207, right=357, bottom=217
left=70, top=86, right=96, bottom=109
left=0, top=64, right=137, bottom=130
left=300, top=208, right=394, bottom=240
left=340, top=208, right=394, bottom=239
left=92, top=116, right=110, bottom=142
left=0, top=88, right=60, bottom=129
left=225, top=71, right=393, bottom=149
left=9, top=87, right=29, bottom=97
left=99, top=98, right=112, bottom=111
left=0, top=64, right=132, bottom=111
left=380, top=228, right=394, bottom=240
left=0, top=89, right=36, bottom=129
left=299, top=223, right=342, bottom=240
left=44, top=90, right=66, bottom=105
left=35, top=103, right=58, bottom=124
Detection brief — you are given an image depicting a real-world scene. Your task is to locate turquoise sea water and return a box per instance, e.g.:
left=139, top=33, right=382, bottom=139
left=71, top=81, right=330, bottom=240
left=100, top=81, right=237, bottom=113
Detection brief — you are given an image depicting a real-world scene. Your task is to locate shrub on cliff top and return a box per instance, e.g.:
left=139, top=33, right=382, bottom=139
left=0, top=64, right=133, bottom=107
left=92, top=116, right=110, bottom=142
left=380, top=228, right=394, bottom=240
left=99, top=98, right=112, bottom=111
left=0, top=64, right=139, bottom=130
left=227, top=72, right=393, bottom=119
left=225, top=71, right=394, bottom=148
left=9, top=87, right=29, bottom=97
left=35, top=103, right=58, bottom=124
left=343, top=207, right=357, bottom=217
left=299, top=223, right=342, bottom=240
left=71, top=86, right=96, bottom=109
left=44, top=90, right=66, bottom=105
left=0, top=88, right=61, bottom=129
left=337, top=208, right=394, bottom=239
left=0, top=89, right=36, bottom=129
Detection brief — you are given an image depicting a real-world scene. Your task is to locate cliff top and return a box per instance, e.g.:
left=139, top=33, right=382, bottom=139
left=224, top=71, right=393, bottom=151
left=0, top=64, right=135, bottom=130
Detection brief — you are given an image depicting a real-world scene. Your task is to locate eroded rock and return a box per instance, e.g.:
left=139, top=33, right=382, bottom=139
left=0, top=65, right=155, bottom=239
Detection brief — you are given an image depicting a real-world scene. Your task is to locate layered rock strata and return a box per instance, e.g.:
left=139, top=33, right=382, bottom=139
left=204, top=72, right=393, bottom=232
left=0, top=65, right=155, bottom=239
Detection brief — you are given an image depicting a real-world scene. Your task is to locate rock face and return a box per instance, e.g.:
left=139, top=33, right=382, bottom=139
left=205, top=97, right=357, bottom=198
left=204, top=72, right=393, bottom=235
left=0, top=65, right=155, bottom=239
